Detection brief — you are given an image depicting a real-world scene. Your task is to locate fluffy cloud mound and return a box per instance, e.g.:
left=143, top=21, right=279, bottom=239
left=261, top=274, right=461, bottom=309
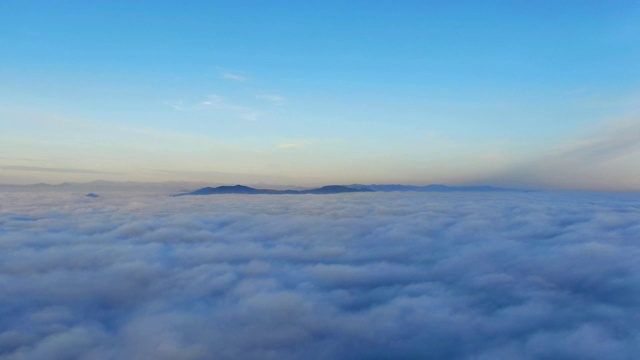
left=1, top=191, right=640, bottom=359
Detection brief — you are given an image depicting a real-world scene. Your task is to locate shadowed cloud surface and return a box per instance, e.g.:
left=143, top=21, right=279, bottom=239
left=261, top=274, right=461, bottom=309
left=1, top=191, right=640, bottom=359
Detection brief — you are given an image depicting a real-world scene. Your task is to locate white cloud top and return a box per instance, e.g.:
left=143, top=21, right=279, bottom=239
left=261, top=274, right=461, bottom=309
left=1, top=191, right=639, bottom=359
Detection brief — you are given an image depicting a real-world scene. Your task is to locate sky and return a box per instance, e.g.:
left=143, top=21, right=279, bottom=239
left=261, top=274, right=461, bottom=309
left=1, top=1, right=639, bottom=190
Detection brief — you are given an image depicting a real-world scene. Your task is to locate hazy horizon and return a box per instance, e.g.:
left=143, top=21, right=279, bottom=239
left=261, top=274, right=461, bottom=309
left=1, top=178, right=638, bottom=194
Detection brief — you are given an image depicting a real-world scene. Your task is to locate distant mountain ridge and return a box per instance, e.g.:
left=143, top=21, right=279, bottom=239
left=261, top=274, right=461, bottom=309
left=177, top=184, right=525, bottom=196
left=0, top=181, right=529, bottom=195
left=348, top=184, right=524, bottom=192
left=186, top=185, right=279, bottom=195
left=177, top=185, right=374, bottom=196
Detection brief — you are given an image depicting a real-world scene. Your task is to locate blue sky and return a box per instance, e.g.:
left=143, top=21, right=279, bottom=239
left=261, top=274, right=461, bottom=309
left=1, top=1, right=639, bottom=190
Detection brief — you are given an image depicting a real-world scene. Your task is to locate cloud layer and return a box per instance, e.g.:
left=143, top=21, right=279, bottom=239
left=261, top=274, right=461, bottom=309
left=1, top=191, right=640, bottom=359
left=489, top=119, right=640, bottom=191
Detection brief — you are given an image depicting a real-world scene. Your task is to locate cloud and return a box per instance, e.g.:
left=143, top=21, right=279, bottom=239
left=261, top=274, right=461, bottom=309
left=200, top=94, right=260, bottom=121
left=0, top=165, right=115, bottom=174
left=0, top=156, right=46, bottom=163
left=550, top=119, right=640, bottom=164
left=277, top=140, right=308, bottom=149
left=165, top=100, right=189, bottom=112
left=487, top=119, right=640, bottom=191
left=567, top=87, right=588, bottom=95
left=222, top=72, right=248, bottom=82
left=241, top=111, right=259, bottom=121
left=1, top=191, right=640, bottom=359
left=199, top=94, right=225, bottom=107
left=167, top=95, right=260, bottom=121
left=256, top=94, right=286, bottom=106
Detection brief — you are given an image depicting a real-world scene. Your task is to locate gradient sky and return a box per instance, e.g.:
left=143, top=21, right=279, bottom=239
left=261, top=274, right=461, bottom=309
left=1, top=1, right=639, bottom=190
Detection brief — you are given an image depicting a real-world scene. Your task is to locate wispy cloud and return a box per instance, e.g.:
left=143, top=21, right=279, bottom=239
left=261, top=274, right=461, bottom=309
left=486, top=118, right=640, bottom=190
left=0, top=165, right=115, bottom=174
left=559, top=120, right=640, bottom=163
left=200, top=95, right=225, bottom=107
left=277, top=140, right=308, bottom=149
left=166, top=95, right=260, bottom=121
left=200, top=94, right=260, bottom=121
left=0, top=156, right=47, bottom=162
left=567, top=87, right=588, bottom=95
left=222, top=71, right=248, bottom=82
left=165, top=100, right=190, bottom=112
left=242, top=111, right=259, bottom=121
left=256, top=94, right=286, bottom=106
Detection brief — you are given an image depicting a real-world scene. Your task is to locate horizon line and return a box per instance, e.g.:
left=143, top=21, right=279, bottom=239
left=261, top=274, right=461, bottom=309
left=2, top=179, right=640, bottom=194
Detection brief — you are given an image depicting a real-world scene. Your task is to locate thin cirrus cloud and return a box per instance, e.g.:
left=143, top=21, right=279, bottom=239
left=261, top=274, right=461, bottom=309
left=1, top=190, right=639, bottom=359
left=256, top=94, right=286, bottom=105
left=487, top=119, right=640, bottom=190
left=277, top=139, right=307, bottom=149
left=199, top=95, right=260, bottom=121
left=221, top=71, right=248, bottom=82
left=0, top=165, right=115, bottom=175
left=200, top=94, right=226, bottom=107
left=166, top=94, right=260, bottom=121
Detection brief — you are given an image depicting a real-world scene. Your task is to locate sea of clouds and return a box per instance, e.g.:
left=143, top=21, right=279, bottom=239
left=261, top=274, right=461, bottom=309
left=1, top=190, right=640, bottom=359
